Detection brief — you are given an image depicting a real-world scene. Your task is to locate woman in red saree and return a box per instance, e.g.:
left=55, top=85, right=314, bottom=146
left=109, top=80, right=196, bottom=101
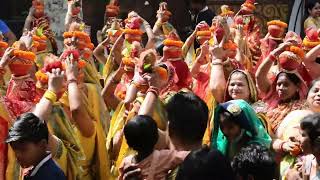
left=256, top=41, right=308, bottom=136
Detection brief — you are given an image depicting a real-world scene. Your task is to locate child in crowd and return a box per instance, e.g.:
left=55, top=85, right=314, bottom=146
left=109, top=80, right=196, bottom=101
left=118, top=115, right=189, bottom=180
left=6, top=112, right=66, bottom=180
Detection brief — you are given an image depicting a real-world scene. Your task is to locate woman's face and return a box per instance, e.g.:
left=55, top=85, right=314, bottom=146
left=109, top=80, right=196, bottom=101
left=220, top=114, right=241, bottom=141
left=228, top=73, right=250, bottom=102
left=307, top=81, right=320, bottom=112
left=309, top=2, right=320, bottom=18
left=300, top=129, right=313, bottom=154
left=276, top=74, right=298, bottom=102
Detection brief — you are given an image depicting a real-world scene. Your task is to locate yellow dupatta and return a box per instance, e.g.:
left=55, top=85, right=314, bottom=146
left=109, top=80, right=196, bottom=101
left=47, top=103, right=84, bottom=180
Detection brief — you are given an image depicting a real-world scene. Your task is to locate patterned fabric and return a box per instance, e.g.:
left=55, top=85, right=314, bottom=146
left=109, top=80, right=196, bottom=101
left=2, top=75, right=36, bottom=119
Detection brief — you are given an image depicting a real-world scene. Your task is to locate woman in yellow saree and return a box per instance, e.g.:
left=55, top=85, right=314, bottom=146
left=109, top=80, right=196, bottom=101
left=59, top=51, right=110, bottom=179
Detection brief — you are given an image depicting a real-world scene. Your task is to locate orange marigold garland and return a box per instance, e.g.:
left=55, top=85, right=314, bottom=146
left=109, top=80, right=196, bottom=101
left=288, top=46, right=305, bottom=59
left=0, top=41, right=8, bottom=49
left=163, top=39, right=184, bottom=48
left=13, top=50, right=36, bottom=62
left=267, top=20, right=288, bottom=28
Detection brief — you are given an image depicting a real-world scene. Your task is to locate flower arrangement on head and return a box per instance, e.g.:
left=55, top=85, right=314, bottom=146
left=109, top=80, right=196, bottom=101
left=32, top=27, right=48, bottom=52
left=0, top=33, right=8, bottom=57
left=196, top=22, right=212, bottom=45
left=35, top=50, right=86, bottom=85
left=133, top=49, right=169, bottom=93
left=267, top=20, right=288, bottom=40
left=32, top=0, right=45, bottom=19
left=105, top=20, right=123, bottom=43
left=63, top=28, right=94, bottom=59
left=158, top=2, right=172, bottom=23
left=303, top=27, right=320, bottom=51
left=238, top=0, right=256, bottom=15
left=163, top=31, right=184, bottom=59
left=7, top=41, right=36, bottom=76
left=278, top=45, right=305, bottom=71
left=223, top=40, right=238, bottom=59
left=124, top=12, right=144, bottom=43
left=210, top=17, right=226, bottom=43
left=105, top=0, right=120, bottom=18
left=122, top=42, right=141, bottom=73
left=220, top=5, right=234, bottom=17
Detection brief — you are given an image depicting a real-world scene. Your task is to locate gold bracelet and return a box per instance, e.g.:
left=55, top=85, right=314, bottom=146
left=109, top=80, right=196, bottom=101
left=44, top=90, right=57, bottom=104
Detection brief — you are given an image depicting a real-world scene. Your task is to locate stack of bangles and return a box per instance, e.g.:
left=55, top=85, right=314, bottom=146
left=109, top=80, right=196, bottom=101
left=44, top=90, right=57, bottom=103
left=269, top=53, right=277, bottom=62
left=147, top=86, right=160, bottom=96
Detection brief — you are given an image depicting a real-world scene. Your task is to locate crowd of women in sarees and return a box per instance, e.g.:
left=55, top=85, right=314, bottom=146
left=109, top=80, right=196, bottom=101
left=3, top=0, right=320, bottom=179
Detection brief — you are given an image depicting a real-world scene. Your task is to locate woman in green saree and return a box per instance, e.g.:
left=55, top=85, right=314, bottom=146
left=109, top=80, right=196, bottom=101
left=211, top=99, right=271, bottom=159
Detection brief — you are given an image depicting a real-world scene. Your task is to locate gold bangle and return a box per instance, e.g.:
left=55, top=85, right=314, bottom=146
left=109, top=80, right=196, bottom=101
left=44, top=90, right=57, bottom=103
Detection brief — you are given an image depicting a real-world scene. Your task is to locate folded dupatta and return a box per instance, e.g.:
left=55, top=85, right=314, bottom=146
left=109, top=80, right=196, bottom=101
left=211, top=100, right=271, bottom=155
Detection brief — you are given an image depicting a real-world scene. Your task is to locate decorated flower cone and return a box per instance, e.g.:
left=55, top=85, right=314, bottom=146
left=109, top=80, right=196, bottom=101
left=124, top=16, right=144, bottom=43
left=163, top=31, right=192, bottom=89
left=279, top=45, right=304, bottom=71
left=267, top=20, right=288, bottom=40
left=196, top=22, right=212, bottom=45
left=8, top=43, right=36, bottom=76
left=220, top=5, right=234, bottom=17
left=239, top=0, right=256, bottom=15
left=303, top=27, right=320, bottom=51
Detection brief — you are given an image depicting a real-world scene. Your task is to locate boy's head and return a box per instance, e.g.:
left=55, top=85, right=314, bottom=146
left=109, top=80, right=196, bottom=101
left=124, top=115, right=159, bottom=154
left=176, top=146, right=235, bottom=180
left=6, top=113, right=49, bottom=168
left=232, top=144, right=276, bottom=180
left=166, top=91, right=208, bottom=148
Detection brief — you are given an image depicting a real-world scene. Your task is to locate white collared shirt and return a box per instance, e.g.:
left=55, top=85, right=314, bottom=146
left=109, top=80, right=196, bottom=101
left=30, top=154, right=52, bottom=177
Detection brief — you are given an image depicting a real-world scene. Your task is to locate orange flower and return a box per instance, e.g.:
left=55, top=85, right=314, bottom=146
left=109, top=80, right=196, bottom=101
left=63, top=32, right=73, bottom=38
left=0, top=41, right=8, bottom=49
left=288, top=46, right=305, bottom=59
left=163, top=39, right=184, bottom=48
left=123, top=29, right=144, bottom=36
left=154, top=66, right=168, bottom=80
left=267, top=20, right=288, bottom=28
left=78, top=60, right=86, bottom=68
left=196, top=31, right=212, bottom=37
left=122, top=57, right=135, bottom=67
left=35, top=70, right=48, bottom=83
left=223, top=40, right=238, bottom=51
left=87, top=43, right=94, bottom=50
left=13, top=50, right=36, bottom=62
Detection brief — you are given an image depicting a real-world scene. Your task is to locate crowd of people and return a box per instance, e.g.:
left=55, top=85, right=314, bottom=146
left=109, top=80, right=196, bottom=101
left=2, top=0, right=320, bottom=179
